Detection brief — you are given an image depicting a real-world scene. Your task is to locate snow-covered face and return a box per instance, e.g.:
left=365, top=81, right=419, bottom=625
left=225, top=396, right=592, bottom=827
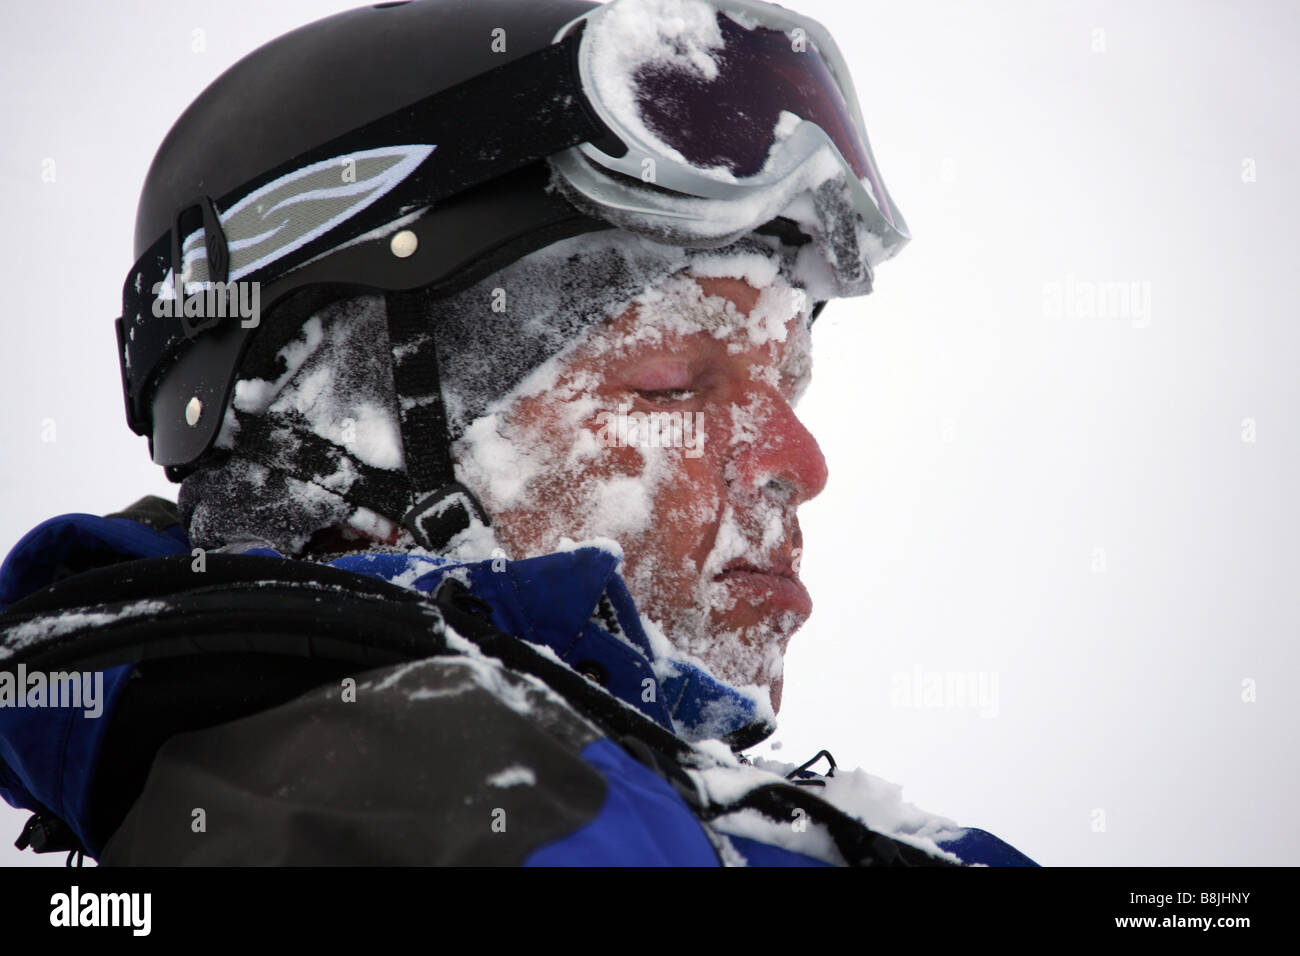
left=456, top=267, right=825, bottom=713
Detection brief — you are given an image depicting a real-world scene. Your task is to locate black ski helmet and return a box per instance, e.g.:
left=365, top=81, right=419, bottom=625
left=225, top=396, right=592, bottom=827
left=116, top=0, right=899, bottom=550
left=119, top=0, right=631, bottom=547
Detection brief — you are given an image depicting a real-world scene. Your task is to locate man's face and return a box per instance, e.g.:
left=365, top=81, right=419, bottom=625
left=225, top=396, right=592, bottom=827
left=456, top=269, right=827, bottom=713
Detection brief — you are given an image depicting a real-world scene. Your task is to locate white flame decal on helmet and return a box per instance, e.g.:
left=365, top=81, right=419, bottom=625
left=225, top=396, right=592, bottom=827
left=163, top=144, right=435, bottom=294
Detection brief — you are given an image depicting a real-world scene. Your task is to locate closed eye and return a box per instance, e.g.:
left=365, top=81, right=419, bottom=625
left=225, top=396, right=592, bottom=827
left=634, top=388, right=696, bottom=402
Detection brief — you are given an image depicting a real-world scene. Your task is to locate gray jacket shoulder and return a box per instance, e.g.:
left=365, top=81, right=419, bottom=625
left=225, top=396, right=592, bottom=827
left=101, top=655, right=609, bottom=865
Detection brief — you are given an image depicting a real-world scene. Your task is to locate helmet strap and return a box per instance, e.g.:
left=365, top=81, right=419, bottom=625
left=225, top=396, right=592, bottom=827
left=384, top=288, right=491, bottom=551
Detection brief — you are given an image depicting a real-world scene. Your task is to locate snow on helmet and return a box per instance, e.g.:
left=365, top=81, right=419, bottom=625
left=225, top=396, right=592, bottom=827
left=117, top=0, right=908, bottom=552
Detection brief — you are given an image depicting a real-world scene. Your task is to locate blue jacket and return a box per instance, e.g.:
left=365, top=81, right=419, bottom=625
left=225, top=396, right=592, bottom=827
left=0, top=507, right=1037, bottom=866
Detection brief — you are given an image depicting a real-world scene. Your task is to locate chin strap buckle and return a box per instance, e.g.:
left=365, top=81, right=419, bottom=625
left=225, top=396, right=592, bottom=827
left=401, top=483, right=490, bottom=553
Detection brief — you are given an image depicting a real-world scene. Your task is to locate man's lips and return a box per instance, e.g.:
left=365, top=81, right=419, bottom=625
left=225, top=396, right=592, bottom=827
left=713, top=560, right=810, bottom=610
left=717, top=559, right=799, bottom=581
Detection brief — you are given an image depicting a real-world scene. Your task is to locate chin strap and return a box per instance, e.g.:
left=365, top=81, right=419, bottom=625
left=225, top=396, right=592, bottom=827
left=384, top=288, right=490, bottom=551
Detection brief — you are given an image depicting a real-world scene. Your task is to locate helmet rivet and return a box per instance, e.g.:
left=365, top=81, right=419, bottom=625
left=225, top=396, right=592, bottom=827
left=185, top=397, right=202, bottom=426
left=390, top=230, right=418, bottom=258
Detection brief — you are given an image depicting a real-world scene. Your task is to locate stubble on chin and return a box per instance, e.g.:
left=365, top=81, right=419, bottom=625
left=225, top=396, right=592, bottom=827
left=620, top=538, right=797, bottom=704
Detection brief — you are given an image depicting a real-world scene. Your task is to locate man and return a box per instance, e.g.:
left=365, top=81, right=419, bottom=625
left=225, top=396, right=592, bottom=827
left=0, top=0, right=1035, bottom=865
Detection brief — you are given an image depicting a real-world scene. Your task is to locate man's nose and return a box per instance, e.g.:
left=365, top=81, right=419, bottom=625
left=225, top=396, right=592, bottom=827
left=726, top=391, right=829, bottom=507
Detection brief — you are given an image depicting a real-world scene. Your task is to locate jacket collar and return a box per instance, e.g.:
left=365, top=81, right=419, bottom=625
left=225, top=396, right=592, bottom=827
left=320, top=545, right=775, bottom=745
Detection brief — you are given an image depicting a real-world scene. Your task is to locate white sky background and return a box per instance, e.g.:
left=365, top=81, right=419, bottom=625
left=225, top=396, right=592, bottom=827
left=1, top=0, right=1296, bottom=866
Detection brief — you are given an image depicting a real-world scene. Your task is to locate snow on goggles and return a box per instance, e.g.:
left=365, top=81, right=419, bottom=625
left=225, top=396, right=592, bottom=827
left=550, top=0, right=909, bottom=264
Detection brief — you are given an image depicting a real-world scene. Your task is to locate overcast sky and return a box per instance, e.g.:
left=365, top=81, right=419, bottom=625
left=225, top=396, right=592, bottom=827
left=1, top=0, right=1297, bottom=866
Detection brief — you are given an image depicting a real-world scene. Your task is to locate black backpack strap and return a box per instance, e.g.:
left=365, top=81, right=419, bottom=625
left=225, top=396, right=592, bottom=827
left=0, top=553, right=446, bottom=673
left=697, top=785, right=955, bottom=867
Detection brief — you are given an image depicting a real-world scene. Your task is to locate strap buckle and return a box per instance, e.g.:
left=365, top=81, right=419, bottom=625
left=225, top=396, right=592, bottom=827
left=170, top=195, right=230, bottom=338
left=401, top=483, right=490, bottom=552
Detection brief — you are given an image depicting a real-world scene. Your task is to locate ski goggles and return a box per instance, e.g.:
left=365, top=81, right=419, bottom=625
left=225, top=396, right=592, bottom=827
left=549, top=0, right=909, bottom=279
